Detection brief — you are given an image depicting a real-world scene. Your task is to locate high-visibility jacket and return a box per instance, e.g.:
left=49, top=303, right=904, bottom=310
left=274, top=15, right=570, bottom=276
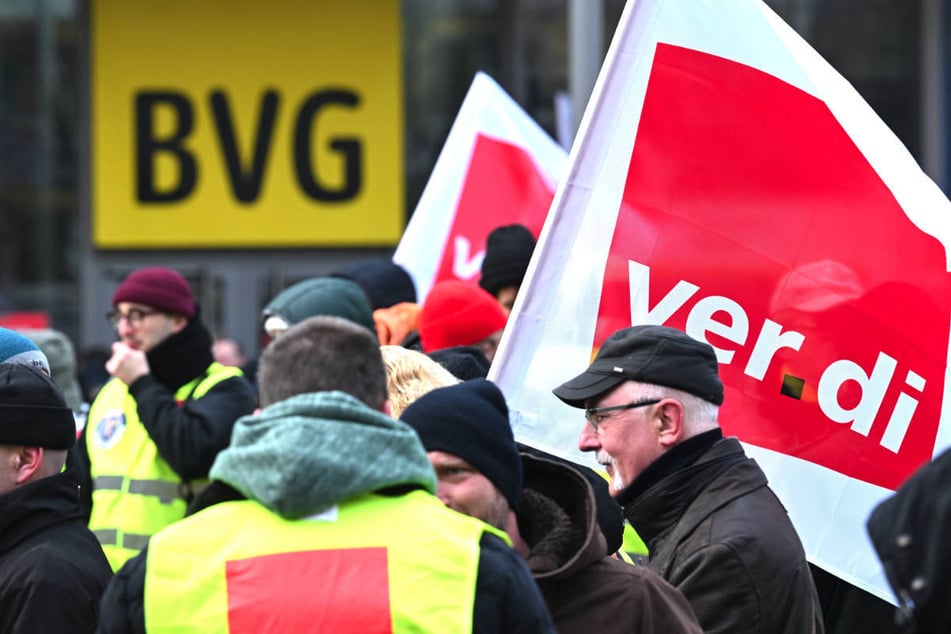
left=144, top=491, right=503, bottom=633
left=86, top=363, right=242, bottom=571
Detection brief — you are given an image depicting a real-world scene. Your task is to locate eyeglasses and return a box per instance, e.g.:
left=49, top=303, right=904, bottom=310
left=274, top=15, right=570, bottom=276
left=584, top=399, right=662, bottom=430
left=106, top=308, right=160, bottom=329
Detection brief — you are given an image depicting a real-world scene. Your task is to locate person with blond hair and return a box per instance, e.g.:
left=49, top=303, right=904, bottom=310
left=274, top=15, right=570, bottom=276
left=380, top=345, right=459, bottom=418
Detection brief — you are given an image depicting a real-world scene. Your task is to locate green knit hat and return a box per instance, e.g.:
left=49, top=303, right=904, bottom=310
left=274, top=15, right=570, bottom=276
left=262, top=277, right=376, bottom=335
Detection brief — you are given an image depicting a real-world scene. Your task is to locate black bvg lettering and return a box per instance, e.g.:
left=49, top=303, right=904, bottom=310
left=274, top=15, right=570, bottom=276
left=294, top=89, right=362, bottom=203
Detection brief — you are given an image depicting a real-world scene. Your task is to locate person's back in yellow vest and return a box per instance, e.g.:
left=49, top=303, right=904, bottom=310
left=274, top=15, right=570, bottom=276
left=95, top=316, right=555, bottom=633
left=147, top=492, right=495, bottom=632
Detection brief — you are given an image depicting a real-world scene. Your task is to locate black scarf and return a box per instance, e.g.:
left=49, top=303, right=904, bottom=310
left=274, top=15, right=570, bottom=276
left=145, top=310, right=214, bottom=392
left=617, top=428, right=723, bottom=508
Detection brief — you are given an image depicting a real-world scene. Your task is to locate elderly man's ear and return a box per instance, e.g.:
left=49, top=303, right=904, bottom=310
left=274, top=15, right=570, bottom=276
left=656, top=399, right=686, bottom=448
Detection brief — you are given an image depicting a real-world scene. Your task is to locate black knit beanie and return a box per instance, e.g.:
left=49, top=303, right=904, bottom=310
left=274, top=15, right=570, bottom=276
left=400, top=378, right=522, bottom=511
left=331, top=258, right=417, bottom=309
left=0, top=363, right=76, bottom=449
left=427, top=345, right=490, bottom=380
left=479, top=224, right=536, bottom=297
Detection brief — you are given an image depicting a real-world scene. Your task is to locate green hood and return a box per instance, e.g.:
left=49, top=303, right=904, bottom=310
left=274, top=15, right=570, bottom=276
left=210, top=391, right=436, bottom=518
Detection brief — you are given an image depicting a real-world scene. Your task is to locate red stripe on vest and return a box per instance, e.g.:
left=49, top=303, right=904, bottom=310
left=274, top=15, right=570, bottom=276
left=226, top=547, right=392, bottom=633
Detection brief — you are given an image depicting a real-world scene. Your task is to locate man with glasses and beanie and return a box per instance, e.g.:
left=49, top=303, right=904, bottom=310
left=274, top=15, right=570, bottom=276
left=553, top=324, right=824, bottom=634
left=80, top=266, right=256, bottom=571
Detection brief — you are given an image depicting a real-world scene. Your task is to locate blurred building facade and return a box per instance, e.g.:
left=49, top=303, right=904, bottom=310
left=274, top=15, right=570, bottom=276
left=0, top=0, right=946, bottom=359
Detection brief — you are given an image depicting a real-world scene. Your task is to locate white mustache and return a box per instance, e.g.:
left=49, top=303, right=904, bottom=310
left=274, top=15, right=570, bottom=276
left=597, top=451, right=615, bottom=467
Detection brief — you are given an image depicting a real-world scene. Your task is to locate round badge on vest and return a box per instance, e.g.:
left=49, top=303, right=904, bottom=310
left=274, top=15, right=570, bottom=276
left=95, top=408, right=127, bottom=449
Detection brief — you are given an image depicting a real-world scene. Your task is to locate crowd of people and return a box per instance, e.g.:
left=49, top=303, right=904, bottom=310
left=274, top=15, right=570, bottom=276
left=0, top=223, right=945, bottom=633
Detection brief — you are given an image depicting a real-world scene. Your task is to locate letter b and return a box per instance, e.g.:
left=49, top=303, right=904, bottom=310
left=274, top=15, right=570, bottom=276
left=136, top=91, right=198, bottom=203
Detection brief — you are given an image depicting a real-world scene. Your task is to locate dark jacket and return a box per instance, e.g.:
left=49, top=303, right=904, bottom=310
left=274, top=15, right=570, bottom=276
left=622, top=434, right=824, bottom=634
left=810, top=563, right=903, bottom=634
left=519, top=453, right=701, bottom=633
left=97, top=391, right=554, bottom=634
left=867, top=444, right=951, bottom=633
left=0, top=471, right=113, bottom=634
left=77, top=315, right=257, bottom=514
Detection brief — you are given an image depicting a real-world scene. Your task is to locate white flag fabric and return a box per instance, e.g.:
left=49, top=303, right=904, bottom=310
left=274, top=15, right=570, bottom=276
left=491, top=0, right=951, bottom=603
left=393, top=72, right=566, bottom=303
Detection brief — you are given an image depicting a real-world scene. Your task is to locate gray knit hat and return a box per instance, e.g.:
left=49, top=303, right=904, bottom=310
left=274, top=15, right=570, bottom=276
left=21, top=328, right=83, bottom=413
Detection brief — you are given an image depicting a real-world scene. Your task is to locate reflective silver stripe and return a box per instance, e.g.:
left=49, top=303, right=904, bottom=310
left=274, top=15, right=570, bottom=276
left=127, top=479, right=181, bottom=505
left=93, top=475, right=124, bottom=491
left=122, top=533, right=151, bottom=551
left=94, top=475, right=182, bottom=504
left=92, top=529, right=150, bottom=551
left=93, top=529, right=118, bottom=546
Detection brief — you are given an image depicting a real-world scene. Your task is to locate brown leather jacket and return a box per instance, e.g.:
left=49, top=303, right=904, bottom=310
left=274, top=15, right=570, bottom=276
left=622, top=436, right=824, bottom=634
left=518, top=453, right=702, bottom=633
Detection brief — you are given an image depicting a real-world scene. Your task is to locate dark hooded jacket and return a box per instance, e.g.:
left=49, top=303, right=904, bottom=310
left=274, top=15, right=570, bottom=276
left=519, top=453, right=701, bottom=633
left=0, top=471, right=112, bottom=634
left=97, top=391, right=554, bottom=634
left=620, top=432, right=824, bottom=634
left=866, top=444, right=951, bottom=633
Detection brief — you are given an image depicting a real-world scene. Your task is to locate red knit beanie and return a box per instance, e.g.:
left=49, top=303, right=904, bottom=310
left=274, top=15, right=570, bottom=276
left=419, top=280, right=507, bottom=353
left=112, top=267, right=195, bottom=319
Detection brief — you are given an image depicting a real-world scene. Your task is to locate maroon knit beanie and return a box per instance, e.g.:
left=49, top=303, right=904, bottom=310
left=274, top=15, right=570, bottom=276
left=419, top=280, right=507, bottom=353
left=112, top=267, right=196, bottom=318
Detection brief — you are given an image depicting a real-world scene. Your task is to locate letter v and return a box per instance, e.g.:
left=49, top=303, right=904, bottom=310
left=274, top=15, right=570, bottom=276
left=629, top=260, right=700, bottom=326
left=452, top=236, right=485, bottom=279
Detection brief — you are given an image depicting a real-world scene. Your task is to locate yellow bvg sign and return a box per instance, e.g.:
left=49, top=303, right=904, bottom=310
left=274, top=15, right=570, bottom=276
left=91, top=1, right=403, bottom=247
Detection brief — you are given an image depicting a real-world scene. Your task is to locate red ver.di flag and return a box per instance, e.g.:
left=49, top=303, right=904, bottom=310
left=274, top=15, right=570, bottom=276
left=393, top=72, right=566, bottom=302
left=491, top=0, right=951, bottom=603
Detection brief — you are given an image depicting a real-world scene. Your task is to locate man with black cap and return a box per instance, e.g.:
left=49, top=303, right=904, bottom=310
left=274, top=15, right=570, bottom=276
left=82, top=266, right=256, bottom=571
left=553, top=324, right=824, bottom=634
left=0, top=363, right=112, bottom=633
left=402, top=378, right=703, bottom=634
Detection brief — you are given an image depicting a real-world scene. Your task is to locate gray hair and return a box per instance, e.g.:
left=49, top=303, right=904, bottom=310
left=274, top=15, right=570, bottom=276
left=631, top=382, right=720, bottom=436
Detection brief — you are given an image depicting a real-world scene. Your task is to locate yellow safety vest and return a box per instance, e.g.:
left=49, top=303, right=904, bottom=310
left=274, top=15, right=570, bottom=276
left=86, top=363, right=242, bottom=571
left=144, top=491, right=504, bottom=633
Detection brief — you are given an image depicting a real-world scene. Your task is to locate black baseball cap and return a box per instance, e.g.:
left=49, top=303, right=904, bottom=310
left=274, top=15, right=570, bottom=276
left=552, top=325, right=724, bottom=408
